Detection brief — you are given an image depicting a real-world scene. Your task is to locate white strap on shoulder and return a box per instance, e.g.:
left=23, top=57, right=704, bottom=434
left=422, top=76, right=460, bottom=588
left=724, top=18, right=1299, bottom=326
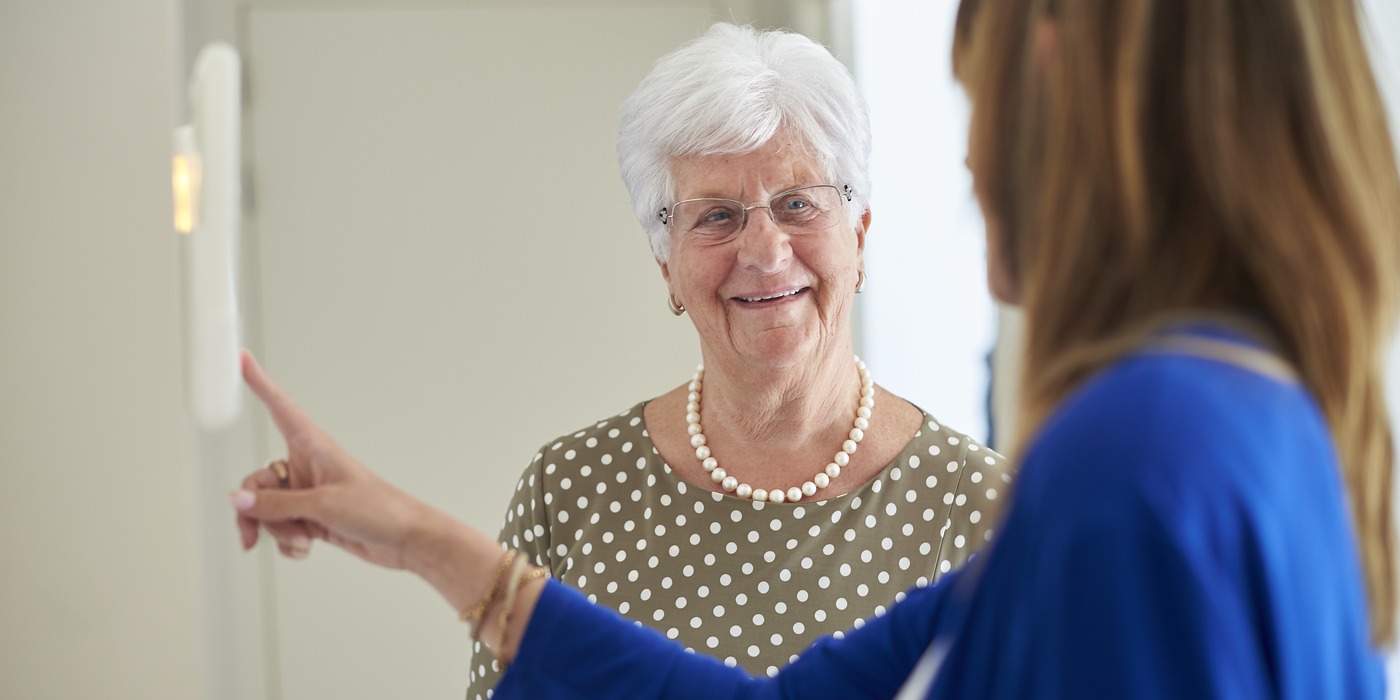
left=895, top=640, right=950, bottom=700
left=1142, top=335, right=1298, bottom=384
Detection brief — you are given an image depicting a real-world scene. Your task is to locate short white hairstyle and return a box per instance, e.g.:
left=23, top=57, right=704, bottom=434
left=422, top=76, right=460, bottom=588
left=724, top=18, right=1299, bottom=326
left=617, top=23, right=873, bottom=262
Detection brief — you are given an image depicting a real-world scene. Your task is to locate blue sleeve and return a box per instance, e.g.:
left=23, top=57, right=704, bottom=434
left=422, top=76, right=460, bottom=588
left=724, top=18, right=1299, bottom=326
left=496, top=573, right=959, bottom=700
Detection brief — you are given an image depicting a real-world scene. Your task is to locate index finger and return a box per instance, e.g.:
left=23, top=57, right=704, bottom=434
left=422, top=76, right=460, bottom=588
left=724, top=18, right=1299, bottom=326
left=241, top=350, right=314, bottom=444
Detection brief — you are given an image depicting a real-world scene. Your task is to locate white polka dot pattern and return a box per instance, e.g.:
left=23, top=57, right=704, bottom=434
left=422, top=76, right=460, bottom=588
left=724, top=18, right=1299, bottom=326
left=465, top=402, right=1010, bottom=697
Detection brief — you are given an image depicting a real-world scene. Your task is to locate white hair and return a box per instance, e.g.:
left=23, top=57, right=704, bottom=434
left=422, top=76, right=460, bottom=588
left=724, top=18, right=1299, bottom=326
left=617, top=23, right=873, bottom=262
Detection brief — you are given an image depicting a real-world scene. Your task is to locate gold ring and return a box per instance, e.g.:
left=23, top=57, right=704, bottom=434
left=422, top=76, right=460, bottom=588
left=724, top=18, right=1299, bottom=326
left=267, top=459, right=291, bottom=489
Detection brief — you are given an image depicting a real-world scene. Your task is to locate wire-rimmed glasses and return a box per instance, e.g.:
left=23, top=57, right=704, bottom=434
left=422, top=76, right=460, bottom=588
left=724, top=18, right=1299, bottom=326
left=659, top=184, right=854, bottom=243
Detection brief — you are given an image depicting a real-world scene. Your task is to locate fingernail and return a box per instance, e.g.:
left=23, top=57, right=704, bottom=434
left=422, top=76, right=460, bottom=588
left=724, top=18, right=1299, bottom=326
left=228, top=490, right=256, bottom=510
left=288, top=538, right=311, bottom=559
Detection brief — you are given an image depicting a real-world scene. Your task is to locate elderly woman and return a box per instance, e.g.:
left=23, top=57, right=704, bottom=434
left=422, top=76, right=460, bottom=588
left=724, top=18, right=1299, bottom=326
left=461, top=23, right=1007, bottom=693
left=232, top=0, right=1399, bottom=696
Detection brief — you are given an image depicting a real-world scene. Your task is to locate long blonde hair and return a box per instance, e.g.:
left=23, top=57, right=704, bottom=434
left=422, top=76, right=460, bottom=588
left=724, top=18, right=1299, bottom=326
left=956, top=0, right=1400, bottom=642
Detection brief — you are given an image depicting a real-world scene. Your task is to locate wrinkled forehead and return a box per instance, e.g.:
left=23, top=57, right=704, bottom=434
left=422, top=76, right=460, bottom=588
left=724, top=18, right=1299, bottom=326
left=668, top=132, right=827, bottom=200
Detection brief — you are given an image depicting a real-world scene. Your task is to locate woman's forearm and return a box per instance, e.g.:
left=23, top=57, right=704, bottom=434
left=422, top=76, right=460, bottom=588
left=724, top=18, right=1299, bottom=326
left=404, top=505, right=544, bottom=663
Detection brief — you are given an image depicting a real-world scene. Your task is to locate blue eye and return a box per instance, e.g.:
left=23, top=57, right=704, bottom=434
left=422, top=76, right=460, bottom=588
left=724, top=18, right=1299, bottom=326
left=702, top=209, right=735, bottom=223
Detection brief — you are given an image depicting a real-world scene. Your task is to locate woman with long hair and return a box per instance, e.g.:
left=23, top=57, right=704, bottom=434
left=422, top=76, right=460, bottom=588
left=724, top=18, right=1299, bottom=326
left=230, top=0, right=1400, bottom=696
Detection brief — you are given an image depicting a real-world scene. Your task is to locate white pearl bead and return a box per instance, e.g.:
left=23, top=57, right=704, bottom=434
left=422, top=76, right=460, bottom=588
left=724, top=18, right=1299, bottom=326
left=769, top=490, right=786, bottom=504
left=687, top=423, right=703, bottom=436
left=690, top=434, right=706, bottom=448
left=849, top=428, right=864, bottom=442
left=686, top=401, right=699, bottom=413
left=813, top=473, right=830, bottom=489
left=753, top=489, right=769, bottom=502
left=842, top=439, right=858, bottom=454
left=834, top=451, right=850, bottom=467
left=686, top=412, right=701, bottom=425
left=736, top=483, right=753, bottom=499
left=711, top=468, right=727, bottom=483
left=722, top=476, right=738, bottom=492
left=689, top=380, right=701, bottom=392
left=857, top=406, right=872, bottom=419
left=702, top=457, right=718, bottom=471
left=695, top=445, right=710, bottom=460
left=786, top=487, right=802, bottom=503
left=854, top=417, right=869, bottom=431
left=826, top=463, right=842, bottom=479
left=859, top=396, right=874, bottom=409
left=801, top=481, right=817, bottom=496
left=687, top=391, right=700, bottom=403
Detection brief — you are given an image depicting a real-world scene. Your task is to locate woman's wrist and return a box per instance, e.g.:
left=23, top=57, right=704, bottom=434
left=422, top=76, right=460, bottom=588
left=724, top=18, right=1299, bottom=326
left=398, top=505, right=549, bottom=663
left=499, top=573, right=548, bottom=664
left=404, top=506, right=500, bottom=613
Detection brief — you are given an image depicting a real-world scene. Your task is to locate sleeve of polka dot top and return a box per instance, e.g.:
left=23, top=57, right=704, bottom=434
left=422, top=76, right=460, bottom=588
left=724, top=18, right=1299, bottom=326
left=465, top=446, right=553, bottom=700
left=939, top=439, right=1011, bottom=573
left=492, top=571, right=962, bottom=699
left=496, top=445, right=554, bottom=566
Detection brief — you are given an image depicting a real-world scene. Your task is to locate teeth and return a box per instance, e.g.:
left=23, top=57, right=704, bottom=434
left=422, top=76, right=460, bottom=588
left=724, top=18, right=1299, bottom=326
left=741, top=289, right=801, bottom=303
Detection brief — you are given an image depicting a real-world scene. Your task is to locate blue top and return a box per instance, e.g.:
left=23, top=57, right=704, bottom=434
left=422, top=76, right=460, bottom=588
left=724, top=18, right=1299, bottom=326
left=495, top=326, right=1384, bottom=699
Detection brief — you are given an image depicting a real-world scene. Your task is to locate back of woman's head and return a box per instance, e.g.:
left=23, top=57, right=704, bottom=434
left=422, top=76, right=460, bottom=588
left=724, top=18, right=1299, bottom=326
left=617, top=22, right=872, bottom=262
left=957, top=0, right=1400, bottom=642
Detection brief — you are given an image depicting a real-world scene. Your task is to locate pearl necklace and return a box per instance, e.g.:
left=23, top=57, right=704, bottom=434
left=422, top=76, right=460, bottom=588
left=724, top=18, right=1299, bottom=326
left=686, top=356, right=874, bottom=503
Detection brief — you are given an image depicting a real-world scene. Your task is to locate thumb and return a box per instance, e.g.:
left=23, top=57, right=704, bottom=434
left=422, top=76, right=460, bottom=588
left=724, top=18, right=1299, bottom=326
left=228, top=487, right=320, bottom=524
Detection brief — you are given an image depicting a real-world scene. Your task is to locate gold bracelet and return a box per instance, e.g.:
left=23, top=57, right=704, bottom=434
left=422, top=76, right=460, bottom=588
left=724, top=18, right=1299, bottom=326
left=493, top=557, right=538, bottom=667
left=458, top=549, right=516, bottom=640
left=498, top=567, right=550, bottom=668
left=519, top=567, right=550, bottom=584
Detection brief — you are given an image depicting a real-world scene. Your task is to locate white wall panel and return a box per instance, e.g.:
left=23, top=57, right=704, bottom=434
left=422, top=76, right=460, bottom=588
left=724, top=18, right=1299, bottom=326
left=852, top=0, right=998, bottom=446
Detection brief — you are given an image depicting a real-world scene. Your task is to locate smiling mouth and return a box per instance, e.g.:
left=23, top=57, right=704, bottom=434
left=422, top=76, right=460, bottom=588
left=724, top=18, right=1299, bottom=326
left=736, top=288, right=808, bottom=303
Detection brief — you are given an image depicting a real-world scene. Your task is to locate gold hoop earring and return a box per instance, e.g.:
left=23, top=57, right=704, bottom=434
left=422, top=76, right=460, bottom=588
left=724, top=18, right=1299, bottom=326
left=855, top=270, right=867, bottom=294
left=668, top=295, right=686, bottom=316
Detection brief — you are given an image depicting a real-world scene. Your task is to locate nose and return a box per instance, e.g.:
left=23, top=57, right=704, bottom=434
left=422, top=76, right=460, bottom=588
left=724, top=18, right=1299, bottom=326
left=735, top=204, right=792, bottom=274
left=739, top=202, right=778, bottom=229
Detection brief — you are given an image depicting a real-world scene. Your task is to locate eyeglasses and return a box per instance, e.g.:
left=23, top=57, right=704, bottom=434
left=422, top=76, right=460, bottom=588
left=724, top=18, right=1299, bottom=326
left=659, top=184, right=854, bottom=243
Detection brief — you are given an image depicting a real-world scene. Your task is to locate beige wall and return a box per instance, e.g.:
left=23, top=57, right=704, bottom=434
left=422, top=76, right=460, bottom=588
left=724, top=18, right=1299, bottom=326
left=0, top=0, right=207, bottom=697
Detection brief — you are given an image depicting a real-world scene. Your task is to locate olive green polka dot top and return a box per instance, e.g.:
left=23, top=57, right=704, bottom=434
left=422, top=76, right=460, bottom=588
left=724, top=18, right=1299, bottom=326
left=467, top=401, right=1010, bottom=698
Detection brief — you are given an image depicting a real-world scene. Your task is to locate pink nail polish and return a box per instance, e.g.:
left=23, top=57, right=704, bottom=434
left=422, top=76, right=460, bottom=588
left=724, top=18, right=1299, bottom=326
left=228, top=490, right=256, bottom=510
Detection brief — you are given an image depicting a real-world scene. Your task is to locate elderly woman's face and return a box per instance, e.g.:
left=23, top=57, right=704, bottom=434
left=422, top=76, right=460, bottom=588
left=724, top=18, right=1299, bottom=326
left=660, top=134, right=868, bottom=368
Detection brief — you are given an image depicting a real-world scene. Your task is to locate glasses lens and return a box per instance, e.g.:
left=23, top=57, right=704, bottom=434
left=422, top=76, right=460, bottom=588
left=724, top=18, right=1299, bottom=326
left=668, top=186, right=845, bottom=240
left=770, top=186, right=842, bottom=230
left=674, top=200, right=744, bottom=239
